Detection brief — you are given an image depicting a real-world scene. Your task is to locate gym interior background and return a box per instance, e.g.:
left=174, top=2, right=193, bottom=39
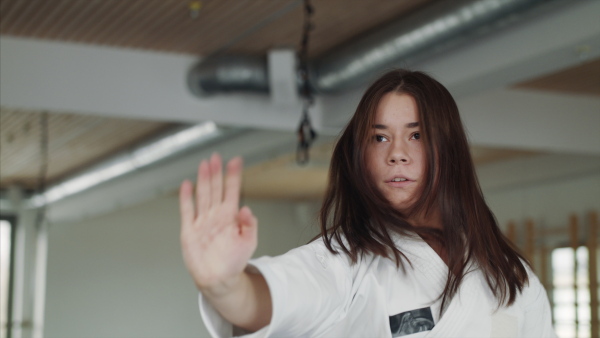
left=0, top=0, right=598, bottom=337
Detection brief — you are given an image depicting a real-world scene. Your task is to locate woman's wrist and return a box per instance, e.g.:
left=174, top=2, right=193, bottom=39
left=197, top=271, right=246, bottom=299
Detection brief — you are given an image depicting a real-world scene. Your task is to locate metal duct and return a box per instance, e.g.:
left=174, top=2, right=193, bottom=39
left=315, top=0, right=555, bottom=92
left=188, top=55, right=269, bottom=96
left=188, top=0, right=557, bottom=95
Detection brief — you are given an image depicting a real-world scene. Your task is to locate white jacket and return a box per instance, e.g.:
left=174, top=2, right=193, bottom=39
left=200, top=235, right=556, bottom=338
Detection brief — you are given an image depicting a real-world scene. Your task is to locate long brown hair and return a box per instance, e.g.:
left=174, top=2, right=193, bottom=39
left=319, top=69, right=529, bottom=310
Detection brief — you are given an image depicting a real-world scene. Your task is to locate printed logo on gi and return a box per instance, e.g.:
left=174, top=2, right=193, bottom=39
left=389, top=307, right=435, bottom=337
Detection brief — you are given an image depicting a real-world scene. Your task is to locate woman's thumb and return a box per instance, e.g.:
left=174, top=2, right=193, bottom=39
left=238, top=206, right=257, bottom=227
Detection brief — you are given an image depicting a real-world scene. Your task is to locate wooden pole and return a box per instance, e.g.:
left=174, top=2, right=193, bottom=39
left=525, top=219, right=535, bottom=269
left=588, top=211, right=598, bottom=338
left=569, top=214, right=579, bottom=337
left=540, top=244, right=549, bottom=290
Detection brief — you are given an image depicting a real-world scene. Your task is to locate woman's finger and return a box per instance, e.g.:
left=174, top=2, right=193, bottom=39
left=197, top=160, right=211, bottom=215
left=209, top=153, right=223, bottom=206
left=224, top=157, right=243, bottom=209
left=179, top=180, right=195, bottom=227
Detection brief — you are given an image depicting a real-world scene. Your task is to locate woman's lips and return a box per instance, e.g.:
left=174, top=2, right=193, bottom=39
left=385, top=177, right=413, bottom=187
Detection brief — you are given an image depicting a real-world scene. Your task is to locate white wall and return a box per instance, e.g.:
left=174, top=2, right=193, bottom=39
left=485, top=174, right=600, bottom=231
left=478, top=153, right=600, bottom=236
left=483, top=172, right=600, bottom=252
left=43, top=195, right=319, bottom=338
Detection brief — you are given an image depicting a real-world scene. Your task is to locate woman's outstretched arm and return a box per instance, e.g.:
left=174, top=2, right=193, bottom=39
left=179, top=153, right=272, bottom=332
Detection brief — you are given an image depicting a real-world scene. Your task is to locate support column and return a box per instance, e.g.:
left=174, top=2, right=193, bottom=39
left=588, top=211, right=598, bottom=338
left=6, top=186, right=47, bottom=338
left=32, top=218, right=48, bottom=338
left=569, top=214, right=579, bottom=337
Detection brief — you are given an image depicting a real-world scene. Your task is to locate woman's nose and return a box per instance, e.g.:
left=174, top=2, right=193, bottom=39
left=387, top=142, right=409, bottom=164
left=388, top=156, right=408, bottom=164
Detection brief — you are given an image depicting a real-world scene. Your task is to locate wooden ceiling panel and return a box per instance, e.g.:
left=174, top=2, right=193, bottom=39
left=79, top=1, right=141, bottom=44
left=181, top=0, right=294, bottom=55
left=0, top=0, right=434, bottom=57
left=227, top=0, right=434, bottom=56
left=304, top=0, right=433, bottom=56
left=514, top=57, right=600, bottom=97
left=0, top=109, right=176, bottom=189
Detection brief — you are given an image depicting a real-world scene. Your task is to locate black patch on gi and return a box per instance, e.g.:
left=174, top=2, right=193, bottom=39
left=389, top=307, right=435, bottom=337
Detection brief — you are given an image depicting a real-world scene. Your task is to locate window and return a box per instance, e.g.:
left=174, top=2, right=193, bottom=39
left=0, top=217, right=15, bottom=338
left=552, top=246, right=599, bottom=338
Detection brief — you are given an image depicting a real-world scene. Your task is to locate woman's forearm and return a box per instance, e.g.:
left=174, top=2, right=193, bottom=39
left=200, top=270, right=272, bottom=332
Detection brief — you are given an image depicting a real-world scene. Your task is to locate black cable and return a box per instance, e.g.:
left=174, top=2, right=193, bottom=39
left=296, top=0, right=317, bottom=165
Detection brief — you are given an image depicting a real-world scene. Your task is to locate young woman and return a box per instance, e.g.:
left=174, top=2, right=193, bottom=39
left=179, top=69, right=556, bottom=337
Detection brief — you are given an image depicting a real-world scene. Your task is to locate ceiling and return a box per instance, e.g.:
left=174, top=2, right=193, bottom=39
left=1, top=0, right=599, bottom=202
left=0, top=0, right=436, bottom=194
left=0, top=0, right=434, bottom=57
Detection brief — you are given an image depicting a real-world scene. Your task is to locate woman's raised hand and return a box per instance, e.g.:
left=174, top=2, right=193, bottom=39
left=179, top=153, right=258, bottom=292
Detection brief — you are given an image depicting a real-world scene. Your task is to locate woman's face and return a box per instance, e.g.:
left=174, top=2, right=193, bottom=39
left=365, top=92, right=425, bottom=214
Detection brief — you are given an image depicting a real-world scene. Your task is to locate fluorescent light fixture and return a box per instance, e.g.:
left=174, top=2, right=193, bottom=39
left=132, top=121, right=217, bottom=167
left=29, top=121, right=220, bottom=208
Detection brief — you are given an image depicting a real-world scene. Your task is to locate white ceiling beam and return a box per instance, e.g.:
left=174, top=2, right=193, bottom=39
left=322, top=87, right=600, bottom=155
left=459, top=88, right=600, bottom=155
left=0, top=37, right=318, bottom=131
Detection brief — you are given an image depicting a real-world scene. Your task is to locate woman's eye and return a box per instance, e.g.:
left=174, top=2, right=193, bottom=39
left=375, top=135, right=388, bottom=142
left=411, top=132, right=421, bottom=140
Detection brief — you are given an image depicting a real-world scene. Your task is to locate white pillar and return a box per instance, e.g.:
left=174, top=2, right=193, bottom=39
left=7, top=186, right=47, bottom=338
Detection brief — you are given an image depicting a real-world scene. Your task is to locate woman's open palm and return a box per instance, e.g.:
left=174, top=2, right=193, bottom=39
left=179, top=153, right=258, bottom=290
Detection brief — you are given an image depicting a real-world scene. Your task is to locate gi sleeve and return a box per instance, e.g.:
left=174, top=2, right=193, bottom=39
left=199, top=240, right=353, bottom=338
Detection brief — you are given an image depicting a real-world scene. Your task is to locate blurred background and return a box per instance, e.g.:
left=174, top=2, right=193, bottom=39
left=0, top=0, right=598, bottom=337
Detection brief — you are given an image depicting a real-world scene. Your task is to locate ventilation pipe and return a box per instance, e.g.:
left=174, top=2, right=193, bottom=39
left=188, top=55, right=269, bottom=96
left=188, top=0, right=560, bottom=95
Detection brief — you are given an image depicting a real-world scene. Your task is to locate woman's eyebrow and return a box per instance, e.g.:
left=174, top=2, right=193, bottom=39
left=371, top=122, right=419, bottom=129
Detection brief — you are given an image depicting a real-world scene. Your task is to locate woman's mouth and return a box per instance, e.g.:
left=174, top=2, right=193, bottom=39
left=386, top=177, right=413, bottom=187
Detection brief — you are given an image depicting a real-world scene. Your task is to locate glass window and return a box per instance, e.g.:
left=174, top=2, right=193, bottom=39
left=552, top=246, right=595, bottom=338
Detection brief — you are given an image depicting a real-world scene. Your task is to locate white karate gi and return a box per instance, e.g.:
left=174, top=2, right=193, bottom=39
left=199, top=235, right=556, bottom=338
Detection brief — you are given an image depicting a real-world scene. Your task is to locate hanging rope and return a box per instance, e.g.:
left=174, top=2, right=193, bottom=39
left=296, top=0, right=317, bottom=165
